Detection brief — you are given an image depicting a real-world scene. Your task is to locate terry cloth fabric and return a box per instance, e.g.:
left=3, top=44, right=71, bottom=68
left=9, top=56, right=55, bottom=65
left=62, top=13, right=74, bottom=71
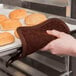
left=17, top=18, right=70, bottom=57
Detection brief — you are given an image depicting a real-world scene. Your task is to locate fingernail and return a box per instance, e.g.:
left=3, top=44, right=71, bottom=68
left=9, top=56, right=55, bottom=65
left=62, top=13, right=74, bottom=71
left=46, top=30, right=51, bottom=35
left=47, top=30, right=55, bottom=33
left=46, top=30, right=50, bottom=33
left=51, top=30, right=56, bottom=32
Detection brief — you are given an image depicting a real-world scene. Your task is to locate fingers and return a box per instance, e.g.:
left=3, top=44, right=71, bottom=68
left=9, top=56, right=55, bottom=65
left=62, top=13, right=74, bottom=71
left=47, top=30, right=66, bottom=38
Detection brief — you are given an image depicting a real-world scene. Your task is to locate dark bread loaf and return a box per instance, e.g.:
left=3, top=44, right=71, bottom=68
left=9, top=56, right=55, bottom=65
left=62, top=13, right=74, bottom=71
left=17, top=18, right=70, bottom=57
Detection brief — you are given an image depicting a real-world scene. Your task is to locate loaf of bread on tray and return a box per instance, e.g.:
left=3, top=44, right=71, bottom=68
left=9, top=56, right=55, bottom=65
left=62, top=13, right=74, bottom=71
left=25, top=13, right=47, bottom=26
left=0, top=32, right=15, bottom=46
left=9, top=9, right=27, bottom=20
left=0, top=19, right=22, bottom=30
left=0, top=15, right=8, bottom=23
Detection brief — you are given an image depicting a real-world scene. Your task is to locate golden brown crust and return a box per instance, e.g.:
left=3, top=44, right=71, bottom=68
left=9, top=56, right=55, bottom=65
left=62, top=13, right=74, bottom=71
left=0, top=15, right=7, bottom=23
left=0, top=19, right=22, bottom=30
left=25, top=13, right=47, bottom=26
left=0, top=32, right=15, bottom=46
left=9, top=9, right=27, bottom=20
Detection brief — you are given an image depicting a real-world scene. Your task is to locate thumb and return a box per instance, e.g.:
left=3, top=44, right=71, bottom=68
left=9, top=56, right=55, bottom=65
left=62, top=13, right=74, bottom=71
left=46, top=30, right=62, bottom=38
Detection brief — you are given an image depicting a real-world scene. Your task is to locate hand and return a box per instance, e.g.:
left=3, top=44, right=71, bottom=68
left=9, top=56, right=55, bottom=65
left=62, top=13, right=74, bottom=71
left=41, top=30, right=76, bottom=56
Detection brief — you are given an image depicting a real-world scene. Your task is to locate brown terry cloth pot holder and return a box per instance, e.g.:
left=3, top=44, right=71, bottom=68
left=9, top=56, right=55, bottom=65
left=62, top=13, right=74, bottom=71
left=6, top=18, right=70, bottom=67
left=17, top=18, right=70, bottom=57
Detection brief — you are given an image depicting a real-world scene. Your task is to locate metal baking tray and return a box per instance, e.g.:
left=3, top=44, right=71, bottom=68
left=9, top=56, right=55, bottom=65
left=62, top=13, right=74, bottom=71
left=0, top=4, right=48, bottom=53
left=0, top=4, right=48, bottom=55
left=0, top=8, right=22, bottom=53
left=0, top=4, right=76, bottom=56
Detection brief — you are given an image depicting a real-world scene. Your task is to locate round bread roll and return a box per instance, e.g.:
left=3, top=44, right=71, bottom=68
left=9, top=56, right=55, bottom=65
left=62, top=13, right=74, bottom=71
left=14, top=30, right=19, bottom=38
left=9, top=9, right=27, bottom=20
left=0, top=19, right=22, bottom=30
left=0, top=32, right=15, bottom=46
left=0, top=15, right=7, bottom=23
left=25, top=13, right=47, bottom=26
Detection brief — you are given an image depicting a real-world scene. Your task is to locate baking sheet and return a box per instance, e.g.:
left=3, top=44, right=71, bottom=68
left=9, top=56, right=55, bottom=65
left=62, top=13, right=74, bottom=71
left=0, top=8, right=46, bottom=53
left=66, top=23, right=76, bottom=31
left=0, top=8, right=22, bottom=53
left=0, top=8, right=76, bottom=54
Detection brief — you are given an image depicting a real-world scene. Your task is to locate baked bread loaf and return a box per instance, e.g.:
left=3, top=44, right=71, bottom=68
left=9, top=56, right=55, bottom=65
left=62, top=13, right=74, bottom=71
left=17, top=18, right=70, bottom=57
left=9, top=9, right=27, bottom=20
left=0, top=19, right=22, bottom=30
left=0, top=32, right=15, bottom=46
left=0, top=15, right=7, bottom=23
left=25, top=13, right=47, bottom=26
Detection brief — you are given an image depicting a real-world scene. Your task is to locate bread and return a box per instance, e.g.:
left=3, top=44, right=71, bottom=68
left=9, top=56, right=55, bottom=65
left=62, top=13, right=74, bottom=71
left=9, top=9, right=27, bottom=20
left=0, top=19, right=22, bottom=30
left=0, top=32, right=15, bottom=46
left=14, top=30, right=19, bottom=38
left=0, top=15, right=7, bottom=23
left=25, top=13, right=47, bottom=26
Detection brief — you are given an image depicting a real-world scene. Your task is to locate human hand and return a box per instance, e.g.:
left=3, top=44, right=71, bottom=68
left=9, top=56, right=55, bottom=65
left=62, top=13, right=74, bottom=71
left=41, top=30, right=76, bottom=56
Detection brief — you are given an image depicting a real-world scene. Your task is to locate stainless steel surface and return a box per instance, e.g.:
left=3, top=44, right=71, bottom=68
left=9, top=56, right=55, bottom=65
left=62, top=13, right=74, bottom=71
left=0, top=49, right=17, bottom=57
left=21, top=0, right=68, bottom=7
left=1, top=0, right=69, bottom=7
left=1, top=0, right=72, bottom=17
left=0, top=56, right=26, bottom=76
left=1, top=53, right=66, bottom=76
left=65, top=56, right=70, bottom=76
left=13, top=61, right=48, bottom=76
left=1, top=4, right=76, bottom=25
left=1, top=56, right=48, bottom=76
left=60, top=71, right=72, bottom=76
left=0, top=0, right=2, bottom=3
left=2, top=0, right=22, bottom=7
left=28, top=53, right=66, bottom=72
left=48, top=14, right=76, bottom=25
